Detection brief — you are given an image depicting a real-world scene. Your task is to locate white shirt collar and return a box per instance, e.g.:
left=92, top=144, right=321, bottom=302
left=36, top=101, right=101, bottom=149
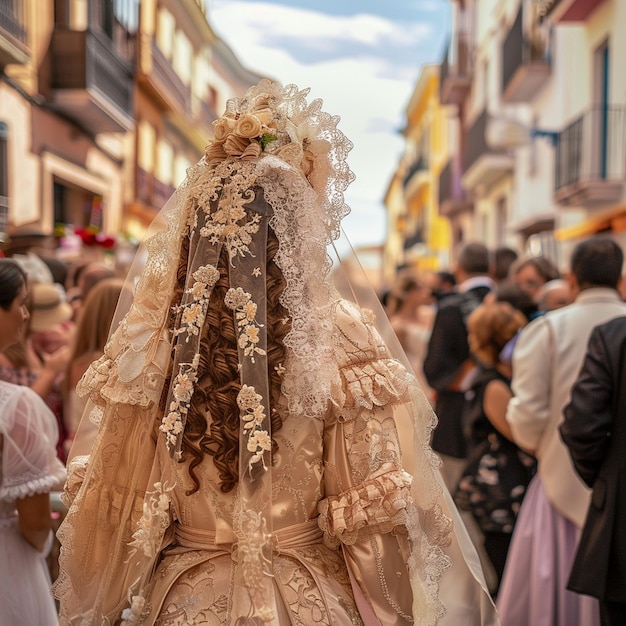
left=459, top=275, right=496, bottom=293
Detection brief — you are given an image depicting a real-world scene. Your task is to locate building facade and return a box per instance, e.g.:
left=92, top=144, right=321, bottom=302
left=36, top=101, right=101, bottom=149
left=0, top=0, right=262, bottom=266
left=383, top=65, right=451, bottom=280
left=387, top=0, right=626, bottom=273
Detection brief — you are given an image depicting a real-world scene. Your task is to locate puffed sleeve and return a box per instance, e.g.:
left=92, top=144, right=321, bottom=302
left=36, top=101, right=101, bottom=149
left=318, top=302, right=418, bottom=625
left=0, top=385, right=66, bottom=501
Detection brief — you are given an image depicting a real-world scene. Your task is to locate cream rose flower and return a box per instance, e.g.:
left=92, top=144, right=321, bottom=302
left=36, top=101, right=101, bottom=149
left=212, top=116, right=236, bottom=141
left=250, top=108, right=273, bottom=126
left=224, top=134, right=250, bottom=156
left=236, top=114, right=263, bottom=139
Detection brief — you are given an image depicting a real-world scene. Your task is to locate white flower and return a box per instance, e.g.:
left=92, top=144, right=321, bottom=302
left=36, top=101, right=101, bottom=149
left=237, top=384, right=262, bottom=410
left=224, top=287, right=251, bottom=310
left=193, top=264, right=220, bottom=286
left=181, top=303, right=203, bottom=325
left=251, top=430, right=272, bottom=452
left=173, top=374, right=194, bottom=402
left=243, top=301, right=258, bottom=321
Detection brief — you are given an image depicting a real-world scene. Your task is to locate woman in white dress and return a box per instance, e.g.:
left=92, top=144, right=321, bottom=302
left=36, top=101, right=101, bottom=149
left=0, top=258, right=66, bottom=625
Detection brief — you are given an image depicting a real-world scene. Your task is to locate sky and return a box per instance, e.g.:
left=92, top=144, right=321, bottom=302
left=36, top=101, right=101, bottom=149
left=205, top=0, right=451, bottom=251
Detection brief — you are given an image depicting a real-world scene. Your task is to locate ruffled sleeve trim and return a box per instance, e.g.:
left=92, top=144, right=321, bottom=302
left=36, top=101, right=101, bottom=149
left=318, top=467, right=413, bottom=547
left=0, top=462, right=66, bottom=502
left=332, top=357, right=414, bottom=421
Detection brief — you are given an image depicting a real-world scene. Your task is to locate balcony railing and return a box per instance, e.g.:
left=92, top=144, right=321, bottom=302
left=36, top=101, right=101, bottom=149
left=440, top=33, right=472, bottom=106
left=438, top=156, right=472, bottom=217
left=554, top=106, right=626, bottom=205
left=50, top=28, right=134, bottom=133
left=136, top=167, right=176, bottom=209
left=0, top=0, right=29, bottom=67
left=403, top=155, right=428, bottom=188
left=147, top=40, right=191, bottom=115
left=502, top=7, right=550, bottom=102
left=462, top=109, right=514, bottom=190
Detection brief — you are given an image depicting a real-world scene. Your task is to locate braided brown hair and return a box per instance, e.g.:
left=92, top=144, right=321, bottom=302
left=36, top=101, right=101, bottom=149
left=163, top=213, right=289, bottom=494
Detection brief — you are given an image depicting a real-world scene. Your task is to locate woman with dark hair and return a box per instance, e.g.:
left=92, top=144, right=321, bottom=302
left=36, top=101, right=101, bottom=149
left=0, top=259, right=66, bottom=624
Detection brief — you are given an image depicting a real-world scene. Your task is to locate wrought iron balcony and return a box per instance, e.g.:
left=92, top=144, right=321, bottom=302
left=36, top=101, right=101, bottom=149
left=502, top=7, right=550, bottom=103
left=138, top=35, right=191, bottom=116
left=440, top=33, right=472, bottom=106
left=554, top=105, right=626, bottom=206
left=462, top=109, right=513, bottom=191
left=50, top=27, right=134, bottom=134
left=403, top=155, right=428, bottom=187
left=0, top=0, right=29, bottom=67
left=438, top=156, right=472, bottom=217
left=136, top=167, right=176, bottom=210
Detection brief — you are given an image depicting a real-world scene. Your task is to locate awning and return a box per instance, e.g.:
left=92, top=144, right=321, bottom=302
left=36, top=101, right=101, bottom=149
left=554, top=204, right=626, bottom=240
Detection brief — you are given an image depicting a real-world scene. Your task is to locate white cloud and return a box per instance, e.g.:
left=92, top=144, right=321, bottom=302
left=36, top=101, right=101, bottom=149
left=209, top=2, right=433, bottom=51
left=207, top=0, right=445, bottom=248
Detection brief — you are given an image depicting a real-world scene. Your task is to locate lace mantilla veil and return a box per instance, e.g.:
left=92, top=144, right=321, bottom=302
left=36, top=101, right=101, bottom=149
left=54, top=80, right=498, bottom=625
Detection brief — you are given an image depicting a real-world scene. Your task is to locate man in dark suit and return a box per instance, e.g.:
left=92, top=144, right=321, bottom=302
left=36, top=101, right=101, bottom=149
left=561, top=315, right=626, bottom=626
left=423, top=242, right=494, bottom=489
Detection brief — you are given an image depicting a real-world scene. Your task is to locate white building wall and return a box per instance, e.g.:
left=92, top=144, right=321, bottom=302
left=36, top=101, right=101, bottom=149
left=0, top=86, right=40, bottom=225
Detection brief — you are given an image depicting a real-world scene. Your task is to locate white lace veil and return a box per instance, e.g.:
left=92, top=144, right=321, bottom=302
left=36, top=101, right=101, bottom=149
left=54, top=80, right=498, bottom=625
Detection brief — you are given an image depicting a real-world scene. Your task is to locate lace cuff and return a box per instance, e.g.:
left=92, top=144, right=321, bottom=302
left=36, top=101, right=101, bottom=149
left=318, top=468, right=412, bottom=547
left=79, top=337, right=169, bottom=409
left=0, top=463, right=66, bottom=502
left=333, top=358, right=413, bottom=421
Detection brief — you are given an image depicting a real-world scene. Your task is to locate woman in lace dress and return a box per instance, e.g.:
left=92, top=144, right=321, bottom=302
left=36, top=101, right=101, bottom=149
left=0, top=259, right=66, bottom=625
left=55, top=80, right=498, bottom=625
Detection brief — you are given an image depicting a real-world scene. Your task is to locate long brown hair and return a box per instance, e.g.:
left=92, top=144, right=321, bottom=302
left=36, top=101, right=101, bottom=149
left=165, top=219, right=290, bottom=494
left=65, top=278, right=126, bottom=390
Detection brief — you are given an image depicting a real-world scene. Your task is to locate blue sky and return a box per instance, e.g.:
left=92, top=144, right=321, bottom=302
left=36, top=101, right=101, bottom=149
left=205, top=0, right=451, bottom=250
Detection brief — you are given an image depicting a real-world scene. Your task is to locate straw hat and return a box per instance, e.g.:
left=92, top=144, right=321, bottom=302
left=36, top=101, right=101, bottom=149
left=30, top=283, right=73, bottom=333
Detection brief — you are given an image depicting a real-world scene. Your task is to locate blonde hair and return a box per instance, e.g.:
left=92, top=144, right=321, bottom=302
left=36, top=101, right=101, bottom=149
left=467, top=301, right=527, bottom=366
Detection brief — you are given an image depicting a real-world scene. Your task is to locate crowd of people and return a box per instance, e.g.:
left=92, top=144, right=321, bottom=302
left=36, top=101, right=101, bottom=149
left=384, top=238, right=626, bottom=625
left=0, top=79, right=624, bottom=625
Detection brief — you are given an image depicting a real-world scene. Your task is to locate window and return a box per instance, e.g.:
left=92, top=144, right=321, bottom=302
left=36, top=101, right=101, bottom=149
left=173, top=31, right=192, bottom=85
left=156, top=139, right=174, bottom=185
left=137, top=120, right=156, bottom=172
left=157, top=8, right=175, bottom=60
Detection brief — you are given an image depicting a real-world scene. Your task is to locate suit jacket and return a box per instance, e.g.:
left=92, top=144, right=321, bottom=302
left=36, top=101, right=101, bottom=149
left=423, top=284, right=491, bottom=458
left=560, top=316, right=626, bottom=602
left=506, top=288, right=626, bottom=527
